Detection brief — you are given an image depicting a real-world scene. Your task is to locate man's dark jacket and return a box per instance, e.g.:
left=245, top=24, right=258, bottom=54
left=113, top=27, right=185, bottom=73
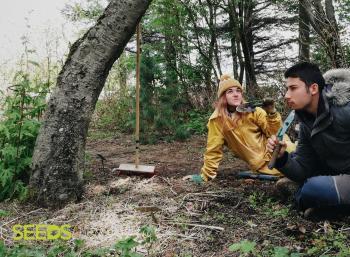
left=276, top=69, right=350, bottom=182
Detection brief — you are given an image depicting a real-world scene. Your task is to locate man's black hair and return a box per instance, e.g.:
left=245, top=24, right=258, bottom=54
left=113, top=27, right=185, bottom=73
left=284, top=62, right=326, bottom=92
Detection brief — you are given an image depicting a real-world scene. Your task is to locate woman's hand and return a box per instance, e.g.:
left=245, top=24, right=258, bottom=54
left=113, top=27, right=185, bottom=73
left=182, top=174, right=204, bottom=184
left=262, top=98, right=276, bottom=114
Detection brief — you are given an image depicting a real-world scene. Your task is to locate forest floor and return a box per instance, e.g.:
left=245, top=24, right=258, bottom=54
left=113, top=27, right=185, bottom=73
left=1, top=132, right=350, bottom=256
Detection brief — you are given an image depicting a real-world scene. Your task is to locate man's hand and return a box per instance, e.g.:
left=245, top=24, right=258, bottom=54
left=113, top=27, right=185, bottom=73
left=267, top=135, right=288, bottom=158
left=183, top=174, right=204, bottom=184
left=262, top=98, right=276, bottom=114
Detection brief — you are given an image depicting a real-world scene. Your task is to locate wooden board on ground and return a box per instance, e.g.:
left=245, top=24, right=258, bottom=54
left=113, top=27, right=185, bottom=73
left=117, top=163, right=155, bottom=174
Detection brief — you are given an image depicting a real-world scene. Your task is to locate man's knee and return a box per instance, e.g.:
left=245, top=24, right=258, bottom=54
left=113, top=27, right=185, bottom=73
left=296, top=176, right=340, bottom=209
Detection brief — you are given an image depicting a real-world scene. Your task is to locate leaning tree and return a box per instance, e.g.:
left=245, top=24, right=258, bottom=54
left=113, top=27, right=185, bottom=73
left=29, top=0, right=152, bottom=207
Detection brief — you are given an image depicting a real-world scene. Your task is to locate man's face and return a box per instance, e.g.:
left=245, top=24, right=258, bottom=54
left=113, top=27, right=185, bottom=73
left=225, top=87, right=243, bottom=107
left=284, top=77, right=312, bottom=110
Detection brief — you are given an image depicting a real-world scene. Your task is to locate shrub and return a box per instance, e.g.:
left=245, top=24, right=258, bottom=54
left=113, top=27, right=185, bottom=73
left=0, top=72, right=48, bottom=201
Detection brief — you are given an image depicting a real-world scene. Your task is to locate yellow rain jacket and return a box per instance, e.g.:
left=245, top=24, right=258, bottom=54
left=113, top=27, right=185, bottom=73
left=200, top=107, right=295, bottom=181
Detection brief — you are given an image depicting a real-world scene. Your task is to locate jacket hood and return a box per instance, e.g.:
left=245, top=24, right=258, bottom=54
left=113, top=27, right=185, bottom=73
left=324, top=68, right=350, bottom=106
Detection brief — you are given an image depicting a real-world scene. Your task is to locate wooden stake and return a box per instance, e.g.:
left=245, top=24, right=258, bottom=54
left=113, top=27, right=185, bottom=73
left=135, top=23, right=141, bottom=168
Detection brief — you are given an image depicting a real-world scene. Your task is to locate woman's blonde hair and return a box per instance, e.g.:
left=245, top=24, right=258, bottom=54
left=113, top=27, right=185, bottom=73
left=214, top=93, right=245, bottom=133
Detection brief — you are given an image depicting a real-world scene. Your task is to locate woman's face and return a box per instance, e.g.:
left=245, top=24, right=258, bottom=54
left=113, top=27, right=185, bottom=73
left=225, top=87, right=243, bottom=107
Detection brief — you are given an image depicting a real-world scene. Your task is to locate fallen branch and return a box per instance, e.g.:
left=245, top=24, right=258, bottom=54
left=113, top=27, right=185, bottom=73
left=165, top=221, right=224, bottom=231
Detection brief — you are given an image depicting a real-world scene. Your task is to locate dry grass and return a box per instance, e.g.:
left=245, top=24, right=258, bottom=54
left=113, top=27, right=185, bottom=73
left=1, top=135, right=350, bottom=256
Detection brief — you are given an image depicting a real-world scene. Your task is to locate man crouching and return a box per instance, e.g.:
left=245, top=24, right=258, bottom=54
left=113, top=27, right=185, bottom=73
left=267, top=62, right=350, bottom=217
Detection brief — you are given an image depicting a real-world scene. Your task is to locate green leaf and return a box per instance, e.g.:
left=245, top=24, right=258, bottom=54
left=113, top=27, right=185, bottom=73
left=140, top=225, right=157, bottom=244
left=0, top=124, right=10, bottom=140
left=229, top=240, right=256, bottom=254
left=74, top=239, right=85, bottom=250
left=0, top=209, right=10, bottom=217
left=115, top=236, right=140, bottom=251
left=0, top=241, right=6, bottom=256
left=272, top=246, right=290, bottom=257
left=47, top=244, right=67, bottom=257
left=1, top=145, right=18, bottom=160
left=0, top=168, right=14, bottom=187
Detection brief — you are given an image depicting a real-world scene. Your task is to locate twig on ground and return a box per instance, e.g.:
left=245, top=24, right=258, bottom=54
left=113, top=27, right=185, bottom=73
left=177, top=233, right=197, bottom=241
left=321, top=247, right=332, bottom=256
left=157, top=234, right=172, bottom=253
left=338, top=226, right=350, bottom=232
left=158, top=177, right=178, bottom=195
left=183, top=205, right=201, bottom=216
left=184, top=191, right=230, bottom=198
left=2, top=208, right=43, bottom=227
left=165, top=221, right=224, bottom=231
left=232, top=198, right=244, bottom=209
left=179, top=190, right=230, bottom=210
left=200, top=201, right=208, bottom=210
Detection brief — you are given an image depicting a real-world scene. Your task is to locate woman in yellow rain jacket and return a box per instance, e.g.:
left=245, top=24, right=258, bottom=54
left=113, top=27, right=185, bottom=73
left=187, top=74, right=295, bottom=183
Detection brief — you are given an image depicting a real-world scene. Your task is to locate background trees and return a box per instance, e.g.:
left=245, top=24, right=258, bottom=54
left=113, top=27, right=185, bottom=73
left=81, top=0, right=349, bottom=138
left=1, top=0, right=349, bottom=205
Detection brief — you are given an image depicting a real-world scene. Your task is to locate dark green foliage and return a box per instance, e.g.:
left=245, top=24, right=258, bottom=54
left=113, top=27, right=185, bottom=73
left=311, top=44, right=334, bottom=72
left=91, top=46, right=211, bottom=143
left=306, top=230, right=350, bottom=256
left=114, top=236, right=142, bottom=257
left=0, top=72, right=48, bottom=201
left=229, top=240, right=302, bottom=256
left=135, top=49, right=209, bottom=143
left=181, top=110, right=210, bottom=135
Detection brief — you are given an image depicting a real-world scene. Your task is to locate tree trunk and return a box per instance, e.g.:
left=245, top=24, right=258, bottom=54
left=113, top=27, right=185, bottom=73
left=299, top=0, right=310, bottom=62
left=303, top=0, right=345, bottom=67
left=228, top=0, right=246, bottom=84
left=324, top=0, right=345, bottom=67
left=228, top=1, right=239, bottom=80
left=29, top=0, right=152, bottom=208
left=164, top=34, right=178, bottom=84
left=239, top=0, right=258, bottom=97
